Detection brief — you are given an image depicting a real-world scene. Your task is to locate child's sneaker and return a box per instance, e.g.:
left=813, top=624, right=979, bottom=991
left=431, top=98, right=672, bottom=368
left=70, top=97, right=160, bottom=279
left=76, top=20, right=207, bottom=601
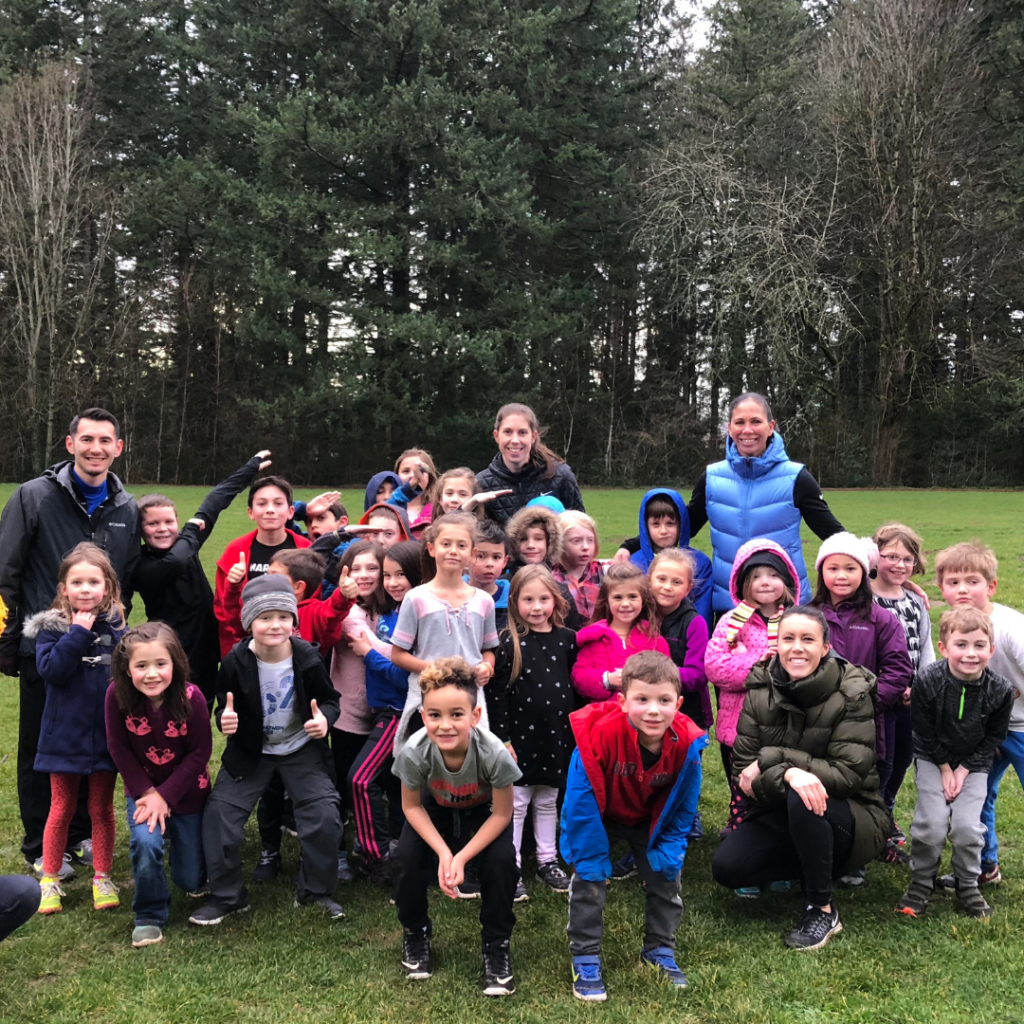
left=93, top=875, right=120, bottom=911
left=68, top=839, right=94, bottom=866
left=455, top=869, right=481, bottom=899
left=879, top=838, right=910, bottom=865
left=536, top=860, right=570, bottom=892
left=337, top=850, right=354, bottom=884
left=891, top=820, right=907, bottom=846
left=734, top=886, right=761, bottom=898
left=131, top=925, right=164, bottom=947
left=768, top=880, right=792, bottom=894
left=610, top=851, right=636, bottom=880
left=37, top=876, right=64, bottom=915
left=955, top=885, right=993, bottom=919
left=939, top=863, right=1002, bottom=889
left=188, top=891, right=251, bottom=926
left=401, top=925, right=432, bottom=980
left=640, top=946, right=688, bottom=988
left=251, top=849, right=281, bottom=884
left=838, top=868, right=866, bottom=887
left=571, top=955, right=607, bottom=1002
left=513, top=877, right=530, bottom=902
left=294, top=895, right=345, bottom=919
left=687, top=810, right=704, bottom=841
left=784, top=904, right=842, bottom=950
left=481, top=940, right=515, bottom=996
left=896, top=879, right=934, bottom=918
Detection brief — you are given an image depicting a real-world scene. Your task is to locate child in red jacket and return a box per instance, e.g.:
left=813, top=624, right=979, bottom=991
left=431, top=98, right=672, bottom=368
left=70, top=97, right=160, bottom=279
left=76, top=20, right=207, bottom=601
left=213, top=475, right=310, bottom=657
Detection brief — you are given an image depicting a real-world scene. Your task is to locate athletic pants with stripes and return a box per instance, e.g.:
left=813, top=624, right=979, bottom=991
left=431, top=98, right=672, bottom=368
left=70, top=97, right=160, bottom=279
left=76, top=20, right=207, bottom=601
left=347, top=709, right=404, bottom=864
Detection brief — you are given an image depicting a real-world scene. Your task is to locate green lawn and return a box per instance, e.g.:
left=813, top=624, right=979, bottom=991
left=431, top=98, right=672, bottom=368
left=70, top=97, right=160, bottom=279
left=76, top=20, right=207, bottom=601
left=0, top=484, right=1022, bottom=1023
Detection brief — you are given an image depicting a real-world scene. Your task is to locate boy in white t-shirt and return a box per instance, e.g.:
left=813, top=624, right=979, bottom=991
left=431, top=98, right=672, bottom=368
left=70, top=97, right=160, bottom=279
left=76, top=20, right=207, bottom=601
left=392, top=657, right=521, bottom=996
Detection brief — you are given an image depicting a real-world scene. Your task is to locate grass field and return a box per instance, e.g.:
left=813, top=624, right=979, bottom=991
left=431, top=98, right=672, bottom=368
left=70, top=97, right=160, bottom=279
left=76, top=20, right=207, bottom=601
left=0, top=483, right=1022, bottom=1023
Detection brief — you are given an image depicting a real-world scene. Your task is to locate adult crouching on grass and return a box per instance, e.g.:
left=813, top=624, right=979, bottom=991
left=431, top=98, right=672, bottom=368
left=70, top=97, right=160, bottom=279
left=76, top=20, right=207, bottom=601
left=476, top=403, right=585, bottom=525
left=711, top=606, right=889, bottom=951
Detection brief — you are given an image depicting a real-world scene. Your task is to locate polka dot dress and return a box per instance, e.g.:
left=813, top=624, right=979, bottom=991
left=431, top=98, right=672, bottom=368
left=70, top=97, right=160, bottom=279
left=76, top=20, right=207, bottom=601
left=492, top=626, right=577, bottom=788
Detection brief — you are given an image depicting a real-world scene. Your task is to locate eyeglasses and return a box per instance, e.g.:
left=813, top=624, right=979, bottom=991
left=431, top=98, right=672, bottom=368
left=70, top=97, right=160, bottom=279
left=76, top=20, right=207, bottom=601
left=880, top=554, right=916, bottom=567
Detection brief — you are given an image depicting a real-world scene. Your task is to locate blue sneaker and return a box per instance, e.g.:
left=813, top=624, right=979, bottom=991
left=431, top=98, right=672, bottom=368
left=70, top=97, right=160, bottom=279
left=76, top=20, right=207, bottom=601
left=687, top=810, right=704, bottom=842
left=641, top=946, right=688, bottom=988
left=734, top=886, right=761, bottom=898
left=571, top=955, right=607, bottom=1002
left=769, top=880, right=792, bottom=894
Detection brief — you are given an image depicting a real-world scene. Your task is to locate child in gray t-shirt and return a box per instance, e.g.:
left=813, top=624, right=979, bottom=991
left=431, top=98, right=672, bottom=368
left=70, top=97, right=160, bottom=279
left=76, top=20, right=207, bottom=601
left=391, top=657, right=521, bottom=997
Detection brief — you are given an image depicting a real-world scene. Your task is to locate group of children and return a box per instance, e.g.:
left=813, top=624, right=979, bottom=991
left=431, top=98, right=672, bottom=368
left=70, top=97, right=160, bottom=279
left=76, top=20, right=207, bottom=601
left=20, top=452, right=1024, bottom=1000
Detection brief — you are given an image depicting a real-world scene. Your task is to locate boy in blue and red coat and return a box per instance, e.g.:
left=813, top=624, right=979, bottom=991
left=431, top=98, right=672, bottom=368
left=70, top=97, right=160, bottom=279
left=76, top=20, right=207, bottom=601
left=560, top=650, right=706, bottom=1002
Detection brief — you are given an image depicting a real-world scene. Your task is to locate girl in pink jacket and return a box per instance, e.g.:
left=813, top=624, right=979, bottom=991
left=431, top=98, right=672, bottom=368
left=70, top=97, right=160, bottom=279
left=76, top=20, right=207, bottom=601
left=705, top=539, right=801, bottom=834
left=570, top=563, right=669, bottom=703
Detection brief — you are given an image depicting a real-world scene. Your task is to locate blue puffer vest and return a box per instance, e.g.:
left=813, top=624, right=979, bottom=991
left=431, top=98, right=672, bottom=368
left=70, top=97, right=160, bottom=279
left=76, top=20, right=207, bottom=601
left=705, top=432, right=809, bottom=613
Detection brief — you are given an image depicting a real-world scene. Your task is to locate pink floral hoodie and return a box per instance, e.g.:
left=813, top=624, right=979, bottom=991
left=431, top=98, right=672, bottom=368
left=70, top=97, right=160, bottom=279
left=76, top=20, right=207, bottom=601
left=571, top=620, right=670, bottom=703
left=704, top=538, right=803, bottom=747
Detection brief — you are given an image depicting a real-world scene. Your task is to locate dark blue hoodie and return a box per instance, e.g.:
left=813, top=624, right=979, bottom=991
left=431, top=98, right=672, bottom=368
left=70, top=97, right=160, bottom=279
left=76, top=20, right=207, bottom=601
left=629, top=488, right=714, bottom=628
left=364, top=471, right=402, bottom=513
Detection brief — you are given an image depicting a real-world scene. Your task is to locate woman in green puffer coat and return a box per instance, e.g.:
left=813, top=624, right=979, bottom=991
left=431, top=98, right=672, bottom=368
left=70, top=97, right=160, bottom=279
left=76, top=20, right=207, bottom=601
left=712, top=606, right=890, bottom=951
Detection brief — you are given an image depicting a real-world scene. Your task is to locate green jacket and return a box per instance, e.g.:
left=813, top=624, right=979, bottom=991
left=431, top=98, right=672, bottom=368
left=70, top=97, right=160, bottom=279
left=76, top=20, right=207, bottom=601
left=732, top=655, right=890, bottom=872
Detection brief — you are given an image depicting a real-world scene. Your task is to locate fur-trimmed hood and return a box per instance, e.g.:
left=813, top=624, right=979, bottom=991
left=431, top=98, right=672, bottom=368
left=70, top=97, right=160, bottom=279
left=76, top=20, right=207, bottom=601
left=507, top=504, right=564, bottom=568
left=23, top=608, right=71, bottom=639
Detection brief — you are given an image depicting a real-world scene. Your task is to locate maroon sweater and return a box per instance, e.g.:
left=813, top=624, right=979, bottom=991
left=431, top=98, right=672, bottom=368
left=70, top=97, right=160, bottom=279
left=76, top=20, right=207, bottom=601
left=104, top=683, right=212, bottom=815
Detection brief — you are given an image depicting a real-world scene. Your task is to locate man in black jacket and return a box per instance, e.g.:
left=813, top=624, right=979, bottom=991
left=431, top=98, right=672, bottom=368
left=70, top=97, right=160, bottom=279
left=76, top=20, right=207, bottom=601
left=0, top=408, right=140, bottom=872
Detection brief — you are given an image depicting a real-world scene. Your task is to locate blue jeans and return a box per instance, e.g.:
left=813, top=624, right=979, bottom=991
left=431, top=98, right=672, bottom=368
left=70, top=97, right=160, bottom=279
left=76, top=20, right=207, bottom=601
left=126, top=796, right=205, bottom=927
left=980, top=730, right=1024, bottom=868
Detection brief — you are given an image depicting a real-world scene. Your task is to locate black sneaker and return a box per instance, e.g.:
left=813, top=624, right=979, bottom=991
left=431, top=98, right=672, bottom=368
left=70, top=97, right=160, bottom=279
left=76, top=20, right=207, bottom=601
left=896, top=879, right=934, bottom=918
left=891, top=820, right=907, bottom=846
left=188, top=892, right=251, bottom=926
left=514, top=877, right=530, bottom=903
left=536, top=860, right=570, bottom=892
left=611, top=851, right=636, bottom=880
left=402, top=925, right=433, bottom=980
left=337, top=851, right=354, bottom=883
left=251, top=849, right=281, bottom=884
left=784, top=904, right=842, bottom=950
left=482, top=940, right=515, bottom=996
left=879, top=838, right=910, bottom=866
left=955, top=885, right=993, bottom=919
left=456, top=870, right=481, bottom=899
left=688, top=810, right=704, bottom=842
left=295, top=895, right=345, bottom=919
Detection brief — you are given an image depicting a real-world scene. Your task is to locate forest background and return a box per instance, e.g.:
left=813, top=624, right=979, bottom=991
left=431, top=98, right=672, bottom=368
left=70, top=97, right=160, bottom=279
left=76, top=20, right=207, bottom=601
left=1, top=0, right=1023, bottom=491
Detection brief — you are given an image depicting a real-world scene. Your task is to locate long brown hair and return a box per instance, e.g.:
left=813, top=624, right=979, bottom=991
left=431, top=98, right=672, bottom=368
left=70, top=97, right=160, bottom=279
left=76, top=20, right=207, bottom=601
left=505, top=565, right=568, bottom=683
left=394, top=448, right=438, bottom=499
left=430, top=467, right=481, bottom=522
left=53, top=542, right=125, bottom=627
left=338, top=540, right=387, bottom=616
left=590, top=563, right=660, bottom=639
left=494, top=403, right=564, bottom=481
left=112, top=622, right=193, bottom=723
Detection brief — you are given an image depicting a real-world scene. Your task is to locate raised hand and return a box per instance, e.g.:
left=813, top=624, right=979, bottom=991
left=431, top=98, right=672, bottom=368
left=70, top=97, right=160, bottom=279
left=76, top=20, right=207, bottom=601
left=227, top=552, right=247, bottom=585
left=337, top=565, right=359, bottom=600
left=254, top=449, right=272, bottom=471
left=465, top=489, right=513, bottom=510
left=306, top=490, right=342, bottom=518
left=304, top=698, right=328, bottom=739
left=221, top=692, right=239, bottom=735
left=72, top=610, right=97, bottom=631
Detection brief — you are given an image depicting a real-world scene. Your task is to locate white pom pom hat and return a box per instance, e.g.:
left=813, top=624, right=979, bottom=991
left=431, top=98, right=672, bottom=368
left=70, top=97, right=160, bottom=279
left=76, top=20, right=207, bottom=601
left=814, top=532, right=879, bottom=578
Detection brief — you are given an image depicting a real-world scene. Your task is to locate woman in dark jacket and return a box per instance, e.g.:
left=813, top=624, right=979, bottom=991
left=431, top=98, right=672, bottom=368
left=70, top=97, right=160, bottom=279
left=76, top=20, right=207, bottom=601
left=475, top=403, right=585, bottom=524
left=712, top=605, right=889, bottom=951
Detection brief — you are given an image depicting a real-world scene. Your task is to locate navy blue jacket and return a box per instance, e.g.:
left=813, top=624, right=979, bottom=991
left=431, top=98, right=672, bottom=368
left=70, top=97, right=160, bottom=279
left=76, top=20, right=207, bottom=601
left=28, top=609, right=128, bottom=774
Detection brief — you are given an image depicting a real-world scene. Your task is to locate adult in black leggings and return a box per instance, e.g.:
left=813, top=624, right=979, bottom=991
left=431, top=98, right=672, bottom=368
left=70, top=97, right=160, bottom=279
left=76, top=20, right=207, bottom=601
left=712, top=606, right=889, bottom=950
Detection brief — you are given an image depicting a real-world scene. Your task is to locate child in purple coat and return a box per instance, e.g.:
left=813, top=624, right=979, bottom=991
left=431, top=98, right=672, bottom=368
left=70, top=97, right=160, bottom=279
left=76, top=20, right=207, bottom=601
left=811, top=532, right=913, bottom=885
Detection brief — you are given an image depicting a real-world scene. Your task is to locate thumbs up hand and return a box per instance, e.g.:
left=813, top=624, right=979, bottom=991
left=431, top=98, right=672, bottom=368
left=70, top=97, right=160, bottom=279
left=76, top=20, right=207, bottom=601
left=221, top=692, right=239, bottom=735
left=337, top=564, right=359, bottom=600
left=304, top=698, right=328, bottom=739
left=227, top=552, right=247, bottom=585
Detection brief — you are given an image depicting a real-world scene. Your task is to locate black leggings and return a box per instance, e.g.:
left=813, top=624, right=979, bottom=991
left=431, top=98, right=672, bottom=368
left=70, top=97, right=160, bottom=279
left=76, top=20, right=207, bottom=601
left=712, top=789, right=856, bottom=907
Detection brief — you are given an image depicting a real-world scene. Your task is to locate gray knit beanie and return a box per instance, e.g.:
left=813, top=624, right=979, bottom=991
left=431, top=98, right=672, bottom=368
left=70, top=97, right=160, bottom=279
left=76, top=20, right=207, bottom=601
left=241, top=574, right=298, bottom=632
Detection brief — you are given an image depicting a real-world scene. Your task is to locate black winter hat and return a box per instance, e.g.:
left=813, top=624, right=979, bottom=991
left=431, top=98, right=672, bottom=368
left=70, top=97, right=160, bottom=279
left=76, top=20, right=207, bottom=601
left=738, top=550, right=795, bottom=597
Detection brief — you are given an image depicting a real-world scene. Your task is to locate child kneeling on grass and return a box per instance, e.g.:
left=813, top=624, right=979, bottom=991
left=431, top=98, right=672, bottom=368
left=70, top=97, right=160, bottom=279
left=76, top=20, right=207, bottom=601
left=391, top=656, right=521, bottom=996
left=190, top=574, right=344, bottom=926
left=561, top=650, right=706, bottom=1002
left=897, top=607, right=1012, bottom=920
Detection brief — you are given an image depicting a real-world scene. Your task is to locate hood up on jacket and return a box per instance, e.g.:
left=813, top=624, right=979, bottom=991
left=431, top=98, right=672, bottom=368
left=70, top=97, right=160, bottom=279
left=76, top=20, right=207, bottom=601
left=358, top=501, right=412, bottom=541
left=364, top=471, right=402, bottom=513
left=728, top=537, right=804, bottom=607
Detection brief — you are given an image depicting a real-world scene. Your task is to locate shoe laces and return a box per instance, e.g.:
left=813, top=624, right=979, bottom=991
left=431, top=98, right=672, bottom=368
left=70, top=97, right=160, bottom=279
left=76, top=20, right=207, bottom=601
left=94, top=876, right=118, bottom=897
left=41, top=878, right=65, bottom=898
left=574, top=958, right=602, bottom=981
left=258, top=850, right=279, bottom=865
left=484, top=942, right=511, bottom=975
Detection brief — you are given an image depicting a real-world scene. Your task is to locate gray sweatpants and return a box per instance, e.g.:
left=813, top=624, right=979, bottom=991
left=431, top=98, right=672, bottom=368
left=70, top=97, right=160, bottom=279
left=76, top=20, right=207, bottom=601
left=567, top=822, right=682, bottom=956
left=203, top=742, right=342, bottom=903
left=910, top=759, right=987, bottom=887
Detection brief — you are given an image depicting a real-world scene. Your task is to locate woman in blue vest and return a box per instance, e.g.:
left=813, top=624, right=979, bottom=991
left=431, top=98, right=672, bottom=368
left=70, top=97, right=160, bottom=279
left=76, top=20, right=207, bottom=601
left=616, top=394, right=843, bottom=611
left=696, top=393, right=844, bottom=615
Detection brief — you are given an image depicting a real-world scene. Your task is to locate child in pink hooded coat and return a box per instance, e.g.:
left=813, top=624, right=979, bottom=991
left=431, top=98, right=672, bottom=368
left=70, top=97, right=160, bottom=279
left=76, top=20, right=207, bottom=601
left=704, top=539, right=801, bottom=830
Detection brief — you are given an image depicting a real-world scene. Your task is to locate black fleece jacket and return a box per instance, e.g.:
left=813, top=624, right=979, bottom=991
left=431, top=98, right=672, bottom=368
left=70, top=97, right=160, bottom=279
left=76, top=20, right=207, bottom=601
left=911, top=660, right=1013, bottom=772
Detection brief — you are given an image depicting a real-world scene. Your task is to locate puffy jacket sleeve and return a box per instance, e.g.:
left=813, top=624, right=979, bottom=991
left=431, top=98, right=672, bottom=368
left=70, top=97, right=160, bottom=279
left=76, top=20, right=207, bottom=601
left=559, top=749, right=612, bottom=881
left=755, top=685, right=879, bottom=802
left=731, top=688, right=768, bottom=781
left=705, top=615, right=764, bottom=692
left=647, top=736, right=707, bottom=879
left=874, top=609, right=914, bottom=708
left=554, top=464, right=586, bottom=513
left=571, top=631, right=612, bottom=702
left=36, top=625, right=95, bottom=687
